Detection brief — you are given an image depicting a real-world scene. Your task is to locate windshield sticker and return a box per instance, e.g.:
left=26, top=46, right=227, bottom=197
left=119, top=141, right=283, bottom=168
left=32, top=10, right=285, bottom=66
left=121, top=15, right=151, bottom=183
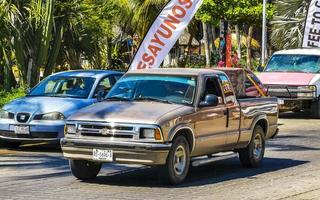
left=221, top=81, right=233, bottom=94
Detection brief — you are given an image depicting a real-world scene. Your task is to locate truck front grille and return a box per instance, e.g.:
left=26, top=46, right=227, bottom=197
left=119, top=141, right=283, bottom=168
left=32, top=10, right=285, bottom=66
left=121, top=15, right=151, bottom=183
left=266, top=85, right=316, bottom=98
left=78, top=123, right=137, bottom=139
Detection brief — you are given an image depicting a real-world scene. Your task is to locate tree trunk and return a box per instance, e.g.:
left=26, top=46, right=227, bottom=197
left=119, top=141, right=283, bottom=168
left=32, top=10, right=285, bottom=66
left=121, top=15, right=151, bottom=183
left=3, top=64, right=11, bottom=91
left=181, top=33, right=194, bottom=68
left=44, top=19, right=65, bottom=77
left=106, top=37, right=112, bottom=68
left=211, top=25, right=217, bottom=51
left=235, top=24, right=241, bottom=59
left=202, top=22, right=210, bottom=67
left=246, top=26, right=253, bottom=69
left=27, top=58, right=33, bottom=87
left=171, top=41, right=179, bottom=67
left=2, top=49, right=15, bottom=91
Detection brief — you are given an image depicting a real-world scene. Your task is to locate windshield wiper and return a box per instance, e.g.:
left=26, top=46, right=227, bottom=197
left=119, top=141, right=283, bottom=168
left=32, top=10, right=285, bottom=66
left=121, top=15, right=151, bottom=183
left=105, top=96, right=131, bottom=101
left=133, top=97, right=173, bottom=104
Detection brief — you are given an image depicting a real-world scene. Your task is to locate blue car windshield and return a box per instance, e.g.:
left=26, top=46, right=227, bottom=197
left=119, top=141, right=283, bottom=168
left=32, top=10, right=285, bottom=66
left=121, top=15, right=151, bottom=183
left=266, top=54, right=320, bottom=73
left=28, top=76, right=96, bottom=98
left=106, top=75, right=197, bottom=105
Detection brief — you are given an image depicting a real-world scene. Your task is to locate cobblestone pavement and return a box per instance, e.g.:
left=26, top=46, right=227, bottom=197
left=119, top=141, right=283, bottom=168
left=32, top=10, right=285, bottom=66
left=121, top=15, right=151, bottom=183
left=1, top=112, right=320, bottom=200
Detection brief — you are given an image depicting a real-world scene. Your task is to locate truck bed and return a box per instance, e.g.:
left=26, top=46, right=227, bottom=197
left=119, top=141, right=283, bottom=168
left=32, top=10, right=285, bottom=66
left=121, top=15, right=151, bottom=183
left=238, top=97, right=279, bottom=139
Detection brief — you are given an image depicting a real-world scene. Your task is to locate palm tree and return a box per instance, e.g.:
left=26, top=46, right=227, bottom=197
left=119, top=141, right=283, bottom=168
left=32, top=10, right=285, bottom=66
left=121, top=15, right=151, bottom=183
left=116, top=0, right=167, bottom=38
left=0, top=0, right=58, bottom=87
left=0, top=0, right=111, bottom=86
left=271, top=0, right=308, bottom=50
left=0, top=0, right=23, bottom=89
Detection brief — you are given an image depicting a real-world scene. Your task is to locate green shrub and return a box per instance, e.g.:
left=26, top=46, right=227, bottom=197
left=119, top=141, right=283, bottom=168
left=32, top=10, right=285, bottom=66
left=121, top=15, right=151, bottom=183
left=0, top=87, right=26, bottom=108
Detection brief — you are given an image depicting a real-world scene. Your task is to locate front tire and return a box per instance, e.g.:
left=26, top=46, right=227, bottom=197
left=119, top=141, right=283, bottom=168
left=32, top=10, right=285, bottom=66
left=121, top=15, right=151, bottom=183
left=162, top=135, right=190, bottom=184
left=238, top=125, right=265, bottom=168
left=70, top=160, right=101, bottom=180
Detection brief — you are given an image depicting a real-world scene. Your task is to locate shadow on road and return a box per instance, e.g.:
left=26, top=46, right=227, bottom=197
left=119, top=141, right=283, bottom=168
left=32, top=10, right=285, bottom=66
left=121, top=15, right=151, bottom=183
left=0, top=142, right=62, bottom=153
left=279, top=111, right=314, bottom=119
left=86, top=157, right=308, bottom=188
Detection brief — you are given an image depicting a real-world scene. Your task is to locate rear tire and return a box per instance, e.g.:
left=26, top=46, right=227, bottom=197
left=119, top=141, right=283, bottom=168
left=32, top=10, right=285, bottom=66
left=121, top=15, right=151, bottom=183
left=238, top=125, right=265, bottom=168
left=161, top=135, right=190, bottom=184
left=70, top=160, right=101, bottom=180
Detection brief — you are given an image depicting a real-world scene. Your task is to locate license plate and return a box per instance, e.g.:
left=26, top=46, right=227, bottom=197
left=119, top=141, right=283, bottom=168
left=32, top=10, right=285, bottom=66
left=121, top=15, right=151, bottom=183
left=278, top=99, right=285, bottom=105
left=92, top=149, right=113, bottom=162
left=14, top=125, right=30, bottom=134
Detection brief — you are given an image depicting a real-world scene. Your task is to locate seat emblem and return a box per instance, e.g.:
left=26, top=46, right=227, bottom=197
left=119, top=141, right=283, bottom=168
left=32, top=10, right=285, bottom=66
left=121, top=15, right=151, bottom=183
left=20, top=115, right=26, bottom=120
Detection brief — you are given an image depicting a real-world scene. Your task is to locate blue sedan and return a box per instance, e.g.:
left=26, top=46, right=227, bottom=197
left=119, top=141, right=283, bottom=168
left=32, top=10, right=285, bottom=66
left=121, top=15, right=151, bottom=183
left=0, top=70, right=123, bottom=147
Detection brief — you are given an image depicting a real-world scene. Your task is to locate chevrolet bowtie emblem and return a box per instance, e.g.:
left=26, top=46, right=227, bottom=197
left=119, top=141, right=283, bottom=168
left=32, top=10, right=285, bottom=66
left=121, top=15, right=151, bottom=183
left=101, top=128, right=111, bottom=135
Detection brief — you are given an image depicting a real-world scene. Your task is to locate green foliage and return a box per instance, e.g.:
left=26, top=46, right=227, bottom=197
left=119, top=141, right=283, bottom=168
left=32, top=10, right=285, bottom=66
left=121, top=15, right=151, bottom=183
left=270, top=0, right=307, bottom=50
left=115, top=0, right=167, bottom=37
left=197, top=0, right=275, bottom=25
left=61, top=0, right=120, bottom=68
left=0, top=0, right=124, bottom=86
left=0, top=87, right=25, bottom=107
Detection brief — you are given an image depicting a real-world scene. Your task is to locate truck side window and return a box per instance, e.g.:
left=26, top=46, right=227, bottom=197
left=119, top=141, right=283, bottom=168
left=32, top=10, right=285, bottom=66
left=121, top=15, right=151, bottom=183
left=218, top=74, right=236, bottom=104
left=203, top=77, right=223, bottom=104
left=93, top=76, right=116, bottom=98
left=245, top=72, right=263, bottom=97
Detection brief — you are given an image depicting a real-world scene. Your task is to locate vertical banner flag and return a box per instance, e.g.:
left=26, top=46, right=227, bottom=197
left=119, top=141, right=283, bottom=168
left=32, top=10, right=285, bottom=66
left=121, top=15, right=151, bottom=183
left=129, top=0, right=204, bottom=70
left=302, top=0, right=320, bottom=48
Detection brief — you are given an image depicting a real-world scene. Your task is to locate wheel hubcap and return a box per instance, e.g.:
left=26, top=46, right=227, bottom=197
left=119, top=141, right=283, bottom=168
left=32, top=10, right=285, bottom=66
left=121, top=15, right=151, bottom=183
left=173, top=145, right=186, bottom=176
left=253, top=134, right=262, bottom=160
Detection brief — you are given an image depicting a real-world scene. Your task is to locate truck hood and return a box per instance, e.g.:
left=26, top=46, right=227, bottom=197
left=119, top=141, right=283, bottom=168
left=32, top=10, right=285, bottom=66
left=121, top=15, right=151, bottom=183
left=68, top=101, right=186, bottom=124
left=258, top=72, right=315, bottom=86
left=3, top=96, right=93, bottom=117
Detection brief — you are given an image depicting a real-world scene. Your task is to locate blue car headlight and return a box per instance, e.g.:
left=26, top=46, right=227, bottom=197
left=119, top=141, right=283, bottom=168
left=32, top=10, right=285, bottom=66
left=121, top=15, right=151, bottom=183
left=0, top=109, right=14, bottom=119
left=34, top=112, right=65, bottom=120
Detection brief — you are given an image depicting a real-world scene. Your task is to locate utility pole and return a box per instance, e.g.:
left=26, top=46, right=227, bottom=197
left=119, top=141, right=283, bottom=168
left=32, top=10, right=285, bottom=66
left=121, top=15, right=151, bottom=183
left=262, top=0, right=267, bottom=66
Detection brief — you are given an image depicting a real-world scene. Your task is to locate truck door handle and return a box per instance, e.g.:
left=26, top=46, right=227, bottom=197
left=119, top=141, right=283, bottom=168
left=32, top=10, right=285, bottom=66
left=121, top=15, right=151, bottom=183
left=224, top=108, right=229, bottom=128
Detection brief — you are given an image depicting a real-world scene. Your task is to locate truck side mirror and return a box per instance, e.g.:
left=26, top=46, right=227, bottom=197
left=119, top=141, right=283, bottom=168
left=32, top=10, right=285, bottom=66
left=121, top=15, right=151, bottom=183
left=199, top=94, right=219, bottom=107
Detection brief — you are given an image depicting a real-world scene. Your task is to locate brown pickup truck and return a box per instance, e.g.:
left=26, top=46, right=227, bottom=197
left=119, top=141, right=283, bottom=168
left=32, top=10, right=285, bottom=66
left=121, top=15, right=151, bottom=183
left=61, top=68, right=279, bottom=184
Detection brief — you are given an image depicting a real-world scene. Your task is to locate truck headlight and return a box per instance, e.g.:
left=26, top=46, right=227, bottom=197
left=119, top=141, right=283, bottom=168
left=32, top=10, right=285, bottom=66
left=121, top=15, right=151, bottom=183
left=140, top=128, right=162, bottom=140
left=65, top=124, right=77, bottom=134
left=34, top=112, right=65, bottom=120
left=0, top=109, right=14, bottom=119
left=297, top=86, right=316, bottom=98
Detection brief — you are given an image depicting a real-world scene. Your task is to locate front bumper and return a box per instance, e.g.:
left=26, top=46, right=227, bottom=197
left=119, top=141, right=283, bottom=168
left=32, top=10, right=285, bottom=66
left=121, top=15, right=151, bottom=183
left=0, top=119, right=65, bottom=143
left=61, top=138, right=171, bottom=165
left=279, top=98, right=316, bottom=111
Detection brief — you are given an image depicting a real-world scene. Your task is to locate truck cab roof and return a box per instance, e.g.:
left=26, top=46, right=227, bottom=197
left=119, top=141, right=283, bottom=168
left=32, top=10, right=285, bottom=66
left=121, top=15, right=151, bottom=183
left=128, top=68, right=225, bottom=76
left=53, top=70, right=123, bottom=79
left=273, top=48, right=320, bottom=56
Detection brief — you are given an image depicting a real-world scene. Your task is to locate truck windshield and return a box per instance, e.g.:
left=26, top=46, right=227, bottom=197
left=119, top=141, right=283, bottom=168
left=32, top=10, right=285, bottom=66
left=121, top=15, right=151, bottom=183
left=265, top=54, right=320, bottom=73
left=106, top=75, right=196, bottom=105
left=28, top=76, right=95, bottom=99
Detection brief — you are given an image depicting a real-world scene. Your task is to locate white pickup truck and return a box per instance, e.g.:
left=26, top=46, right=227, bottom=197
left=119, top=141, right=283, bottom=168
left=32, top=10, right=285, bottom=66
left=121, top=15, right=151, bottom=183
left=259, top=48, right=320, bottom=117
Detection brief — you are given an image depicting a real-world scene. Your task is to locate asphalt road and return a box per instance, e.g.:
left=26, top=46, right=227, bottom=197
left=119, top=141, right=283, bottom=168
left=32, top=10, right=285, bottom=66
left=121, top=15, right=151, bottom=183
left=0, top=112, right=320, bottom=200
